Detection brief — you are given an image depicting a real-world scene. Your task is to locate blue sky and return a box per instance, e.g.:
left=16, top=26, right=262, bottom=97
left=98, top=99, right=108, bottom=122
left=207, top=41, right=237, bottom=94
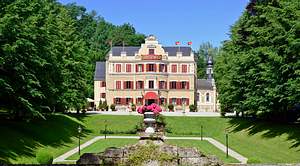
left=59, top=0, right=249, bottom=50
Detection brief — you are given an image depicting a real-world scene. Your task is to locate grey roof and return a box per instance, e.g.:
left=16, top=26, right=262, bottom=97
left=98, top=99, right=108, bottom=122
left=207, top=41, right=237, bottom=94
left=163, top=46, right=191, bottom=56
left=111, top=47, right=140, bottom=56
left=94, top=62, right=106, bottom=81
left=197, top=79, right=213, bottom=90
left=110, top=46, right=192, bottom=56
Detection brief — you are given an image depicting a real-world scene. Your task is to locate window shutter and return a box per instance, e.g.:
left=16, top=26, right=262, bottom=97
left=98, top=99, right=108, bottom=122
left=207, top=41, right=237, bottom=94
left=176, top=82, right=180, bottom=89
left=146, top=64, right=149, bottom=72
left=142, top=64, right=144, bottom=72
left=121, top=98, right=125, bottom=105
left=165, top=65, right=167, bottom=72
left=169, top=98, right=172, bottom=104
left=113, top=98, right=116, bottom=104
left=154, top=64, right=156, bottom=72
left=169, top=82, right=172, bottom=89
left=123, top=81, right=126, bottom=89
left=136, top=64, right=138, bottom=72
left=131, top=81, right=134, bottom=89
left=176, top=98, right=180, bottom=105
left=186, top=98, right=189, bottom=105
left=187, top=82, right=189, bottom=89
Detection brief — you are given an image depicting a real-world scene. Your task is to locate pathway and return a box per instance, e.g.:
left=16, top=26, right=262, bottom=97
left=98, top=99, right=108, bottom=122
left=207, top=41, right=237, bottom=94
left=53, top=136, right=247, bottom=164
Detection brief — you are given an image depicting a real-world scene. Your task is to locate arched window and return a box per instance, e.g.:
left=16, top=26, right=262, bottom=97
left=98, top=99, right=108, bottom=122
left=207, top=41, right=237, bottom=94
left=206, top=93, right=210, bottom=102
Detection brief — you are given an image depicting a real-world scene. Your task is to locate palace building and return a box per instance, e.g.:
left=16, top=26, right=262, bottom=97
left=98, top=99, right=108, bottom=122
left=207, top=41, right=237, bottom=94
left=94, top=35, right=219, bottom=112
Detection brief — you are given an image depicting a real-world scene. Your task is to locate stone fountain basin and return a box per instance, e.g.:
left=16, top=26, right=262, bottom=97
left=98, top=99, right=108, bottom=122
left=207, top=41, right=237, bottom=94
left=144, top=118, right=155, bottom=123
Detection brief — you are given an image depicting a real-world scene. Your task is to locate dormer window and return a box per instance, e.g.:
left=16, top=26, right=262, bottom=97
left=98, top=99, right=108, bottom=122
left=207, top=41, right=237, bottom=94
left=149, top=49, right=155, bottom=55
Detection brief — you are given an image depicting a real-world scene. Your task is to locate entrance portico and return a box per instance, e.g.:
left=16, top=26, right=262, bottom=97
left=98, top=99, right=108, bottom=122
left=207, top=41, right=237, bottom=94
left=144, top=92, right=158, bottom=105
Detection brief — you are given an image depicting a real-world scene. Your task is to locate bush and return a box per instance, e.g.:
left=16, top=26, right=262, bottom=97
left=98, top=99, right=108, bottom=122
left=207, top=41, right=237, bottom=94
left=168, top=104, right=174, bottom=111
left=189, top=104, right=197, bottom=112
left=36, top=150, right=53, bottom=164
left=110, top=104, right=116, bottom=111
left=131, top=103, right=136, bottom=112
left=103, top=100, right=109, bottom=111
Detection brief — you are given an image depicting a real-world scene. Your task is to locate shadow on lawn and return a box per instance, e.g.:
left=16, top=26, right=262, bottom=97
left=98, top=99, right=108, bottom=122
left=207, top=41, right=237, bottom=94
left=227, top=118, right=300, bottom=150
left=0, top=113, right=91, bottom=164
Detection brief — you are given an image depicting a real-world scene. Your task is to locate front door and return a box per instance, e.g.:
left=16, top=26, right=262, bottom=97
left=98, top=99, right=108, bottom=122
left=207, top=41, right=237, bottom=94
left=146, top=99, right=156, bottom=105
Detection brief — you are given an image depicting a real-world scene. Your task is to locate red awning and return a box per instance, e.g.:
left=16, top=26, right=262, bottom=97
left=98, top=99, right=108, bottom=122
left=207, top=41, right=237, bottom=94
left=144, top=92, right=158, bottom=99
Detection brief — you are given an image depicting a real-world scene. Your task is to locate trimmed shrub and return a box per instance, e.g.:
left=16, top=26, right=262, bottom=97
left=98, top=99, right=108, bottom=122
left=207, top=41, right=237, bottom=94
left=36, top=150, right=53, bottom=164
left=131, top=103, right=136, bottom=112
left=189, top=104, right=197, bottom=112
left=110, top=104, right=116, bottom=111
left=167, top=104, right=174, bottom=111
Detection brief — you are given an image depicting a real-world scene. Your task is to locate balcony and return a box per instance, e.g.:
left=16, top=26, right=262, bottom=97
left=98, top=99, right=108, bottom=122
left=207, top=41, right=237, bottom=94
left=141, top=54, right=162, bottom=60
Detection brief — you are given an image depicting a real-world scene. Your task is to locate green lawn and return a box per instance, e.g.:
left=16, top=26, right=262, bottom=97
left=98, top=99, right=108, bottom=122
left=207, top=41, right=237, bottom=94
left=165, top=116, right=300, bottom=163
left=67, top=138, right=138, bottom=160
left=166, top=139, right=238, bottom=163
left=1, top=113, right=300, bottom=164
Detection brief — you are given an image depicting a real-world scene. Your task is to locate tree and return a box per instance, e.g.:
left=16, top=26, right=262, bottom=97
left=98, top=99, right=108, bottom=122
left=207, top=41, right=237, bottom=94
left=196, top=42, right=219, bottom=78
left=0, top=0, right=89, bottom=119
left=215, top=0, right=300, bottom=122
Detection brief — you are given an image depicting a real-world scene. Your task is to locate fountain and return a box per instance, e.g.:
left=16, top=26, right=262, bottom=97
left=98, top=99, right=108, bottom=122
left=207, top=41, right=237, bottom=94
left=77, top=103, right=223, bottom=165
left=143, top=112, right=156, bottom=133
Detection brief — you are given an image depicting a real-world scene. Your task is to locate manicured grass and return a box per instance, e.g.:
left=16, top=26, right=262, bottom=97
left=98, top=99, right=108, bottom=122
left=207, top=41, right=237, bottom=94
left=67, top=138, right=138, bottom=160
left=1, top=113, right=300, bottom=164
left=165, top=116, right=300, bottom=163
left=66, top=138, right=237, bottom=163
left=166, top=139, right=238, bottom=163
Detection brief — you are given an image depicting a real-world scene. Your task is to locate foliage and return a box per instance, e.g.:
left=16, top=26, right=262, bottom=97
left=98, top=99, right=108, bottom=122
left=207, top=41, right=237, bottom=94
left=137, top=103, right=162, bottom=114
left=0, top=1, right=145, bottom=120
left=36, top=149, right=53, bottom=164
left=214, top=0, right=300, bottom=122
left=1, top=114, right=300, bottom=163
left=168, top=104, right=174, bottom=111
left=110, top=104, right=116, bottom=111
left=98, top=100, right=108, bottom=111
left=189, top=104, right=197, bottom=112
left=127, top=142, right=176, bottom=165
left=196, top=42, right=219, bottom=78
left=131, top=103, right=136, bottom=112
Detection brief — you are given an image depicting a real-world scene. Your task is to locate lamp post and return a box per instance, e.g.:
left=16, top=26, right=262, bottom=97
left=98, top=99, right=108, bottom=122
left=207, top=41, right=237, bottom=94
left=78, top=126, right=82, bottom=156
left=104, top=120, right=107, bottom=139
left=225, top=129, right=229, bottom=158
left=200, top=125, right=203, bottom=141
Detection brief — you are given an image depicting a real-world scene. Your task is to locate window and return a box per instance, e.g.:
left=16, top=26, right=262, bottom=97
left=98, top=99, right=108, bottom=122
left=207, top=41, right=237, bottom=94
left=101, top=93, right=106, bottom=98
left=196, top=93, right=200, bottom=101
left=116, top=81, right=121, bottom=89
left=172, top=98, right=176, bottom=105
left=101, top=82, right=106, bottom=87
left=148, top=64, right=155, bottom=72
left=182, top=98, right=187, bottom=105
left=115, top=98, right=121, bottom=104
left=126, top=64, right=131, bottom=72
left=181, top=81, right=187, bottom=89
left=125, top=81, right=133, bottom=89
left=159, top=81, right=165, bottom=89
left=171, top=64, right=177, bottom=73
left=137, top=98, right=143, bottom=105
left=159, top=64, right=166, bottom=72
left=148, top=80, right=154, bottom=89
left=136, top=81, right=144, bottom=89
left=182, top=64, right=187, bottom=73
left=170, top=81, right=176, bottom=89
left=137, top=64, right=143, bottom=72
left=159, top=98, right=165, bottom=105
left=126, top=98, right=132, bottom=105
left=206, top=93, right=210, bottom=102
left=116, top=64, right=121, bottom=72
left=149, top=49, right=155, bottom=55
